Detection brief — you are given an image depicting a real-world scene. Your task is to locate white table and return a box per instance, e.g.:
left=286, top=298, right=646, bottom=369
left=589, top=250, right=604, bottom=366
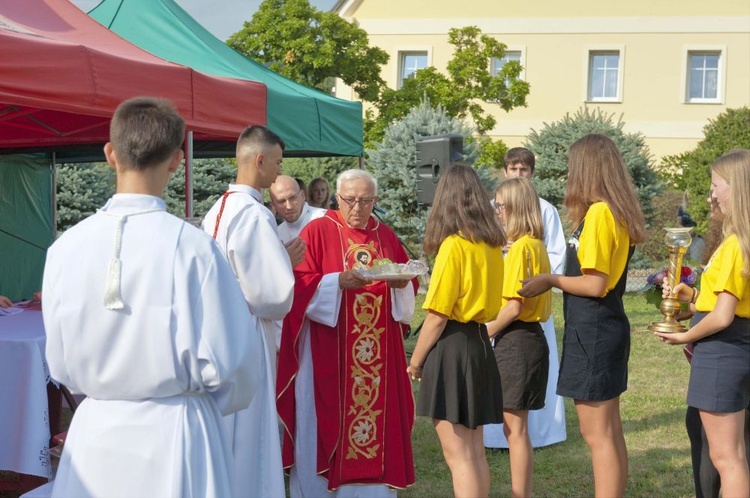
left=0, top=309, right=52, bottom=479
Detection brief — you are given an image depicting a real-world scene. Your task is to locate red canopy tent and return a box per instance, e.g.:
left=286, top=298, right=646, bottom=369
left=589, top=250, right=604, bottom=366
left=0, top=0, right=267, bottom=155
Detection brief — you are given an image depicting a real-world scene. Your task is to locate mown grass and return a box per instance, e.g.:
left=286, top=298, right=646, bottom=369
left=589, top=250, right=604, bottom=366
left=402, top=292, right=695, bottom=497
left=3, top=293, right=694, bottom=498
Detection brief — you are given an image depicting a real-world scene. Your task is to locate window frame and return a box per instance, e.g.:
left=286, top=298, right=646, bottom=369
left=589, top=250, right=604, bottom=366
left=584, top=45, right=625, bottom=103
left=682, top=46, right=726, bottom=105
left=396, top=49, right=431, bottom=89
left=490, top=46, right=526, bottom=82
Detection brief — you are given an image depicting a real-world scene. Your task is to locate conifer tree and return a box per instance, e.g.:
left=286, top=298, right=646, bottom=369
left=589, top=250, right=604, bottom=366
left=164, top=158, right=237, bottom=218
left=56, top=163, right=115, bottom=233
left=525, top=107, right=660, bottom=217
left=366, top=99, right=498, bottom=255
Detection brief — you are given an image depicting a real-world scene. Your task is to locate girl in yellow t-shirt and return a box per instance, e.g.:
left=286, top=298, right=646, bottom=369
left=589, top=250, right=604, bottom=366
left=408, top=163, right=505, bottom=498
left=519, top=134, right=646, bottom=498
left=656, top=149, right=750, bottom=497
left=486, top=177, right=551, bottom=498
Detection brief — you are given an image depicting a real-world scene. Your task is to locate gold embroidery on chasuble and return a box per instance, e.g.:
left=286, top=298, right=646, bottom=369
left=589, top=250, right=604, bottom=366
left=341, top=238, right=387, bottom=462
left=346, top=291, right=384, bottom=460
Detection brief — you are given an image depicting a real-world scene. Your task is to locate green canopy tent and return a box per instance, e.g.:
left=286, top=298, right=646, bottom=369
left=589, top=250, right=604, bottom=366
left=88, top=0, right=364, bottom=158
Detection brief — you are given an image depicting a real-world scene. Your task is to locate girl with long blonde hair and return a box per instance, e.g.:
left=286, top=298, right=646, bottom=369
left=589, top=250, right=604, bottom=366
left=656, top=149, right=750, bottom=497
left=487, top=177, right=552, bottom=498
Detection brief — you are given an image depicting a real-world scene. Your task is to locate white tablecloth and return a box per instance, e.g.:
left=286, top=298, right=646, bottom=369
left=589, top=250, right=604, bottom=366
left=0, top=309, right=52, bottom=478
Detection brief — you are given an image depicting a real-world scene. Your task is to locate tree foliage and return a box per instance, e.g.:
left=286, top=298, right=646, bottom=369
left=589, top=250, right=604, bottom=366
left=367, top=26, right=530, bottom=144
left=228, top=0, right=388, bottom=102
left=366, top=99, right=498, bottom=256
left=56, top=163, right=115, bottom=233
left=525, top=107, right=661, bottom=219
left=661, top=106, right=750, bottom=235
left=164, top=158, right=237, bottom=218
left=280, top=156, right=360, bottom=192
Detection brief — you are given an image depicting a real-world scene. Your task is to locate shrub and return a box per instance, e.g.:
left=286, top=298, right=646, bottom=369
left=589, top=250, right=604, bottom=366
left=661, top=106, right=750, bottom=235
left=525, top=107, right=661, bottom=221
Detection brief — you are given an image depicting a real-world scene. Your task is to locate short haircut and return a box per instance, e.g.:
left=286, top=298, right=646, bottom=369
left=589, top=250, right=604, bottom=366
left=109, top=97, right=185, bottom=170
left=336, top=169, right=378, bottom=195
left=504, top=147, right=535, bottom=171
left=236, top=125, right=285, bottom=158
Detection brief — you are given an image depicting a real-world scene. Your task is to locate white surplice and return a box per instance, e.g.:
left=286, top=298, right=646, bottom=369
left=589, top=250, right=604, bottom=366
left=43, top=194, right=262, bottom=498
left=202, top=184, right=293, bottom=498
left=484, top=196, right=568, bottom=448
left=277, top=202, right=326, bottom=245
left=288, top=274, right=415, bottom=498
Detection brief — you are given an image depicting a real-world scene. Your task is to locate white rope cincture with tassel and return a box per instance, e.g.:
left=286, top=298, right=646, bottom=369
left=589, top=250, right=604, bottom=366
left=100, top=208, right=162, bottom=310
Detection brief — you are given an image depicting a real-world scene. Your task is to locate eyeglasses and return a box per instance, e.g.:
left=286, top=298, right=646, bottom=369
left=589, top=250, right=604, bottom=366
left=336, top=195, right=377, bottom=209
left=272, top=191, right=302, bottom=207
left=493, top=203, right=506, bottom=213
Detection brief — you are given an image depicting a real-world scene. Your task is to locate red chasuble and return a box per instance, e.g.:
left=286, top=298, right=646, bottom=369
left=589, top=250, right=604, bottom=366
left=277, top=211, right=416, bottom=490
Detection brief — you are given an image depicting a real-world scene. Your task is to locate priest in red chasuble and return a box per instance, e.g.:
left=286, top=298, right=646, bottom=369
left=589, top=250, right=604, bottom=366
left=278, top=169, right=417, bottom=497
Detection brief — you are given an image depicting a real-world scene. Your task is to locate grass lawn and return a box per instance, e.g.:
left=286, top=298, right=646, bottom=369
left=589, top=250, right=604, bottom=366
left=402, top=292, right=695, bottom=497
left=2, top=293, right=695, bottom=498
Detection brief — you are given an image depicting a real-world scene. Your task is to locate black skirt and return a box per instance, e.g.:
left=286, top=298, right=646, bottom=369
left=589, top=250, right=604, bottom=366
left=494, top=320, right=549, bottom=410
left=416, top=320, right=503, bottom=429
left=688, top=313, right=750, bottom=413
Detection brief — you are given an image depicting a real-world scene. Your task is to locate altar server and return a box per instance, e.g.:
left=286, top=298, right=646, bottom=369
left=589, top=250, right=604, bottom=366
left=43, top=97, right=262, bottom=498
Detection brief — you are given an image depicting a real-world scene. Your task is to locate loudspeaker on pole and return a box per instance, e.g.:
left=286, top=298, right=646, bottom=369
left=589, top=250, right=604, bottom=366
left=415, top=134, right=464, bottom=205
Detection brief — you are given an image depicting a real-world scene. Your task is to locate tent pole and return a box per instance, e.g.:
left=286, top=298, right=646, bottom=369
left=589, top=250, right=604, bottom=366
left=50, top=153, right=57, bottom=240
left=185, top=130, right=194, bottom=219
left=359, top=156, right=363, bottom=169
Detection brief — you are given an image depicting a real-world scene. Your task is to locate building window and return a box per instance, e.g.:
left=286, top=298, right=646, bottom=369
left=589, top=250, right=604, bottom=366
left=687, top=51, right=721, bottom=103
left=399, top=52, right=427, bottom=87
left=588, top=51, right=621, bottom=101
left=491, top=51, right=523, bottom=80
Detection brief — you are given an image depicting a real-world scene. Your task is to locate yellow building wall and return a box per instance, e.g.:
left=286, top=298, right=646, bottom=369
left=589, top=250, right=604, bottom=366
left=335, top=1, right=750, bottom=162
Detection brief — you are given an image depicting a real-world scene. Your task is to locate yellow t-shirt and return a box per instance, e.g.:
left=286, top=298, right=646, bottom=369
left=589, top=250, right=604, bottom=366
left=502, top=235, right=551, bottom=323
left=578, top=202, right=632, bottom=294
left=696, top=234, right=750, bottom=318
left=423, top=234, right=504, bottom=323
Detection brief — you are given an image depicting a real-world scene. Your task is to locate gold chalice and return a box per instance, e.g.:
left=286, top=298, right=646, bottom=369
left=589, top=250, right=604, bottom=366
left=648, top=228, right=693, bottom=333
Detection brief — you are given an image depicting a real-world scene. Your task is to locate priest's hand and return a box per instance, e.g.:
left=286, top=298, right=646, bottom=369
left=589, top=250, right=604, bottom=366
left=0, top=295, right=11, bottom=308
left=284, top=237, right=306, bottom=267
left=339, top=270, right=371, bottom=290
left=387, top=278, right=410, bottom=289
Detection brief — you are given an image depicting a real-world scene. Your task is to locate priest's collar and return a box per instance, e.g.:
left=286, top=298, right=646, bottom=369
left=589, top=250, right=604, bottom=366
left=102, top=194, right=166, bottom=214
left=228, top=183, right=263, bottom=203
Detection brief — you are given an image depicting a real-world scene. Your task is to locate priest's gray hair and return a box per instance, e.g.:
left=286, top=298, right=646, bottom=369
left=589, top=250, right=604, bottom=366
left=336, top=169, right=378, bottom=195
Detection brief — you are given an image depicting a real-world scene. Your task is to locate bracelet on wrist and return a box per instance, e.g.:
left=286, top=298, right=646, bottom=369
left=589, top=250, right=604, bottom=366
left=691, top=288, right=699, bottom=304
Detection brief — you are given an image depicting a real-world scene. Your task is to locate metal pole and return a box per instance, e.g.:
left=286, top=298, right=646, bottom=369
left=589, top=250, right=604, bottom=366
left=184, top=130, right=194, bottom=219
left=50, top=152, right=57, bottom=240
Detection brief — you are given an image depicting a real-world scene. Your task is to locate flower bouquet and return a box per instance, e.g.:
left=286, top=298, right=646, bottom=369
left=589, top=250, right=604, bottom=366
left=644, top=266, right=699, bottom=310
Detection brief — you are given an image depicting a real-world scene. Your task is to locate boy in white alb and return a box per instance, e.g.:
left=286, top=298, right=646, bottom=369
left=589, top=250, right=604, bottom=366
left=202, top=126, right=302, bottom=498
left=484, top=147, right=568, bottom=449
left=43, top=97, right=262, bottom=497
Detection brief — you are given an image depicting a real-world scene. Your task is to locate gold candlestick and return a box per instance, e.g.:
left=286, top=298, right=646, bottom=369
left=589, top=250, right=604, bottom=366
left=648, top=228, right=693, bottom=334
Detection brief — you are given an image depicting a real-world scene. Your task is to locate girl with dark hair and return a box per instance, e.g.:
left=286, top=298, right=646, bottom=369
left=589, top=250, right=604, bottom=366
left=519, top=134, right=646, bottom=497
left=408, top=163, right=505, bottom=498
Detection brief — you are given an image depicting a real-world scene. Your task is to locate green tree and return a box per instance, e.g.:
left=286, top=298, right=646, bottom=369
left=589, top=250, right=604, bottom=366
left=165, top=158, right=237, bottom=218
left=56, top=163, right=115, bottom=233
left=525, top=107, right=662, bottom=265
left=661, top=106, right=750, bottom=235
left=367, top=26, right=530, bottom=145
left=366, top=99, right=497, bottom=256
left=228, top=0, right=388, bottom=102
left=280, top=156, right=360, bottom=191
left=525, top=107, right=660, bottom=216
